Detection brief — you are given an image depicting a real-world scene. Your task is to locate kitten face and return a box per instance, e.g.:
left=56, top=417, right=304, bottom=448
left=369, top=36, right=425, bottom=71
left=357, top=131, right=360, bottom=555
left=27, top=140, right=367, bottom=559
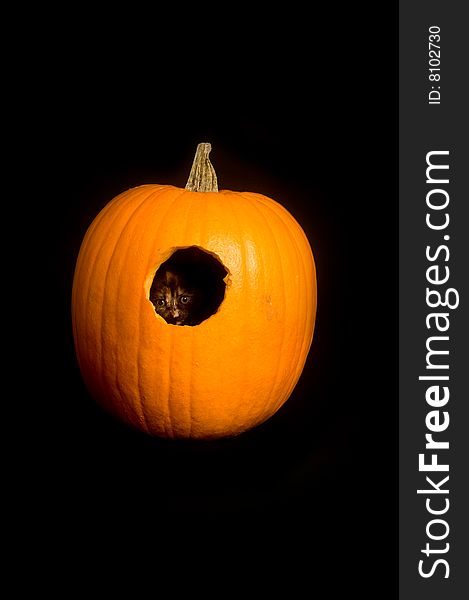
left=150, top=270, right=198, bottom=326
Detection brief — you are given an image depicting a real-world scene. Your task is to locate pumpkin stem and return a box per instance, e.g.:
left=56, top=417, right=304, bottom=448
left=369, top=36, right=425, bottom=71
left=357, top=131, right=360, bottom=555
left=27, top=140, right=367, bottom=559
left=185, top=143, right=218, bottom=192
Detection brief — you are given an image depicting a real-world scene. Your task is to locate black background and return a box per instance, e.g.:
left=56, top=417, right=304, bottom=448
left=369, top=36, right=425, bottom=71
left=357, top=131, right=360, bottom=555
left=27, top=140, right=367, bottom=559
left=23, top=6, right=397, bottom=596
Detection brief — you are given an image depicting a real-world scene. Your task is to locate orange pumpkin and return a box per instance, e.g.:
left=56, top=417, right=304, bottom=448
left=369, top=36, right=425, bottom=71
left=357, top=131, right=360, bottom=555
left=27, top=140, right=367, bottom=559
left=71, top=144, right=317, bottom=439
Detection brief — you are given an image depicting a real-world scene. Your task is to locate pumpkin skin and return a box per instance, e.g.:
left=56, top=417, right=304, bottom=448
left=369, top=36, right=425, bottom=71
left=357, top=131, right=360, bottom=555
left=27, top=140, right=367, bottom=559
left=72, top=182, right=317, bottom=439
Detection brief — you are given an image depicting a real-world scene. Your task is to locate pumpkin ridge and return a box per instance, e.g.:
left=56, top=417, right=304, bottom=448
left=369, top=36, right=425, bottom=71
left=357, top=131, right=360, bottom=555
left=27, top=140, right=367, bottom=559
left=221, top=191, right=254, bottom=432
left=180, top=190, right=202, bottom=438
left=100, top=186, right=166, bottom=429
left=229, top=192, right=271, bottom=427
left=166, top=306, right=176, bottom=437
left=166, top=189, right=194, bottom=437
left=186, top=207, right=231, bottom=436
left=280, top=215, right=316, bottom=406
left=239, top=191, right=289, bottom=419
left=72, top=188, right=140, bottom=347
left=74, top=186, right=153, bottom=419
left=253, top=192, right=315, bottom=270
left=255, top=195, right=307, bottom=401
left=153, top=189, right=192, bottom=435
left=185, top=194, right=237, bottom=436
left=187, top=325, right=194, bottom=439
left=241, top=192, right=314, bottom=411
left=134, top=292, right=152, bottom=434
left=145, top=188, right=190, bottom=437
left=144, top=187, right=190, bottom=282
left=75, top=185, right=161, bottom=291
left=252, top=192, right=317, bottom=412
left=131, top=194, right=174, bottom=435
left=122, top=187, right=177, bottom=433
left=116, top=187, right=173, bottom=432
left=258, top=194, right=316, bottom=363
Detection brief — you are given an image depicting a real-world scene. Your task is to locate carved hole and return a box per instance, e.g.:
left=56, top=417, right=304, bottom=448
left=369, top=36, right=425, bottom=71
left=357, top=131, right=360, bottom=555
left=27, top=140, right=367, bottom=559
left=149, top=246, right=228, bottom=326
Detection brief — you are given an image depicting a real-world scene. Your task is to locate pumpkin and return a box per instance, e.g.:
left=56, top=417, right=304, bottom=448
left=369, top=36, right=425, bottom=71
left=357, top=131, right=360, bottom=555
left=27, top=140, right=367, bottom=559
left=71, top=143, right=317, bottom=439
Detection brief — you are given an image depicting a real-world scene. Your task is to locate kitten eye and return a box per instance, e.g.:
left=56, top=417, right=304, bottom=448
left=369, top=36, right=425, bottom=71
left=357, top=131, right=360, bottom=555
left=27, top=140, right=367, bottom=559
left=180, top=295, right=190, bottom=304
left=155, top=299, right=166, bottom=307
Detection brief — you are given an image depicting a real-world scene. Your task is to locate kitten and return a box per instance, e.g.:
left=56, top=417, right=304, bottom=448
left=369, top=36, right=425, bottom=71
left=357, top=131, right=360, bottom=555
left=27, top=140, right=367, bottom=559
left=149, top=269, right=202, bottom=326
